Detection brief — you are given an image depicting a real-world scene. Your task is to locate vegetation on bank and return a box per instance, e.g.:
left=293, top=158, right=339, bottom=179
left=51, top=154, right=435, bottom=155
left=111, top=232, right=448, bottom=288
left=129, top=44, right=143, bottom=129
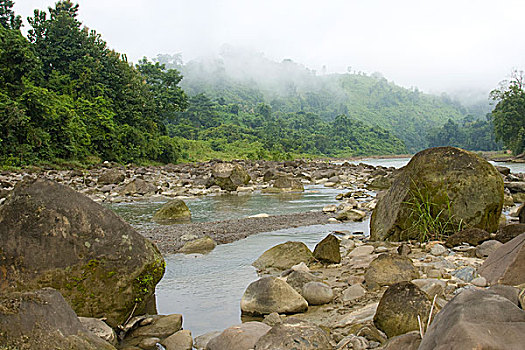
left=0, top=0, right=517, bottom=168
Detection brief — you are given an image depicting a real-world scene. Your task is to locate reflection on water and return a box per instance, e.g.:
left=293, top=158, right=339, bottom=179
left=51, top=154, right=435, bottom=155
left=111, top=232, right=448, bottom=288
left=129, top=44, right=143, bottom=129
left=156, top=219, right=370, bottom=336
left=108, top=185, right=348, bottom=229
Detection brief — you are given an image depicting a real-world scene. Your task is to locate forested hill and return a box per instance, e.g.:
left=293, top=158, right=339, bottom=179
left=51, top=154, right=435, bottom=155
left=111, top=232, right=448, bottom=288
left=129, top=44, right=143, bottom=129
left=156, top=47, right=483, bottom=152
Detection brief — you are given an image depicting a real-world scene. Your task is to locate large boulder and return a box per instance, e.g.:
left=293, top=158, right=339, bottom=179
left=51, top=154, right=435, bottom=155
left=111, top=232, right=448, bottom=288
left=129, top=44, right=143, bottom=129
left=179, top=236, right=217, bottom=254
left=263, top=176, right=305, bottom=193
left=98, top=168, right=125, bottom=185
left=0, top=288, right=116, bottom=349
left=153, top=199, right=191, bottom=223
left=241, top=277, right=308, bottom=316
left=206, top=322, right=270, bottom=350
left=253, top=241, right=315, bottom=271
left=364, top=254, right=419, bottom=289
left=211, top=163, right=251, bottom=191
left=0, top=179, right=165, bottom=327
left=254, top=319, right=332, bottom=350
left=313, top=234, right=341, bottom=264
left=370, top=147, right=504, bottom=241
left=373, top=282, right=432, bottom=338
left=418, top=289, right=525, bottom=349
left=119, top=178, right=157, bottom=196
left=495, top=223, right=525, bottom=243
left=478, top=233, right=525, bottom=286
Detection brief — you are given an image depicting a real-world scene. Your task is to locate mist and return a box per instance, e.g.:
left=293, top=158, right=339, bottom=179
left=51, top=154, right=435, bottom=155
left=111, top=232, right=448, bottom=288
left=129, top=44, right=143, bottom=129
left=15, top=0, right=525, bottom=100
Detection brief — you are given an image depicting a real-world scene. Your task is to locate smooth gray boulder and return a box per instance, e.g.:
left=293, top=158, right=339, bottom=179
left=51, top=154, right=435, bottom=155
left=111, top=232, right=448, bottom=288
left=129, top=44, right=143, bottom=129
left=370, top=147, right=504, bottom=241
left=206, top=322, right=270, bottom=350
left=301, top=282, right=334, bottom=305
left=241, top=277, right=308, bottom=316
left=419, top=289, right=525, bottom=349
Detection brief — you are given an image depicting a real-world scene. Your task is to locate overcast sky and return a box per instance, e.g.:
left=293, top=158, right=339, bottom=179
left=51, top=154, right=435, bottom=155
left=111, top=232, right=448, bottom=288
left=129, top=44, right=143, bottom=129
left=14, top=0, right=525, bottom=95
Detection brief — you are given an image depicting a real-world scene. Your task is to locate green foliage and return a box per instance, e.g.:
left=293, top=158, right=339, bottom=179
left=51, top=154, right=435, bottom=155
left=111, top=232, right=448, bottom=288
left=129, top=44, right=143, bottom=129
left=404, top=183, right=463, bottom=242
left=490, top=70, right=525, bottom=155
left=0, top=0, right=21, bottom=30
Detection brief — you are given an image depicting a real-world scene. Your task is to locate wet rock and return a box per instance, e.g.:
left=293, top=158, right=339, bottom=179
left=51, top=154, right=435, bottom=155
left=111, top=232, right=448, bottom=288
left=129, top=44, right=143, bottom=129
left=153, top=199, right=191, bottom=223
left=370, top=147, right=504, bottom=241
left=373, top=282, right=432, bottom=338
left=206, top=322, right=270, bottom=350
left=495, top=223, right=525, bottom=243
left=445, top=227, right=490, bottom=247
left=241, top=277, right=308, bottom=316
left=0, top=288, right=116, bottom=349
left=120, top=178, right=157, bottom=196
left=313, top=234, right=341, bottom=264
left=253, top=241, right=315, bottom=271
left=364, top=254, right=419, bottom=289
left=381, top=331, right=421, bottom=350
left=285, top=270, right=322, bottom=293
left=475, top=239, right=503, bottom=258
left=418, top=289, right=525, bottom=350
left=162, top=330, right=193, bottom=350
left=342, top=284, right=366, bottom=302
left=98, top=168, right=125, bottom=185
left=179, top=236, right=216, bottom=254
left=479, top=233, right=525, bottom=286
left=254, top=319, right=331, bottom=350
left=79, top=317, right=117, bottom=346
left=301, top=282, right=334, bottom=305
left=0, top=179, right=164, bottom=326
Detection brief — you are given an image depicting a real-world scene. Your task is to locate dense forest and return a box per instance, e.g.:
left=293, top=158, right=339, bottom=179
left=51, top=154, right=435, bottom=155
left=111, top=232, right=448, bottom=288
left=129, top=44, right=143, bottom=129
left=0, top=1, right=502, bottom=167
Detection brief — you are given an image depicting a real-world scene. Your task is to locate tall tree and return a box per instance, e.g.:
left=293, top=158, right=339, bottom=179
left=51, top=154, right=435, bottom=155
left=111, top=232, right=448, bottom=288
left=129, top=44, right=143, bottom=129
left=0, top=0, right=21, bottom=30
left=490, top=70, right=525, bottom=155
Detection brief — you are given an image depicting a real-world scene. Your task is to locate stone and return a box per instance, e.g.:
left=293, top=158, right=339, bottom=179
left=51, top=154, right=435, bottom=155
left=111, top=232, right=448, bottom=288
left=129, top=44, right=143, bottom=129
left=418, top=289, right=525, bottom=350
left=364, top=254, right=419, bottom=289
left=119, top=178, right=157, bottom=196
left=445, top=227, right=491, bottom=247
left=488, top=284, right=521, bottom=306
left=322, top=204, right=337, bottom=212
left=519, top=203, right=525, bottom=223
left=342, top=284, right=366, bottom=302
left=138, top=337, right=161, bottom=350
left=373, top=282, right=432, bottom=338
left=471, top=276, right=487, bottom=287
left=475, top=239, right=503, bottom=258
left=253, top=241, right=315, bottom=271
left=429, top=243, right=447, bottom=256
left=194, top=331, right=221, bottom=350
left=412, top=279, right=446, bottom=299
left=336, top=208, right=366, bottom=221
left=495, top=223, right=525, bottom=243
left=98, top=168, right=125, bottom=185
left=153, top=199, right=191, bottom=223
left=241, top=277, right=308, bottom=316
left=381, top=331, right=421, bottom=350
left=397, top=244, right=412, bottom=256
left=0, top=288, right=116, bottom=350
left=162, top=330, right=193, bottom=350
left=263, top=176, right=304, bottom=193
left=285, top=270, right=322, bottom=293
left=478, top=233, right=525, bottom=286
left=370, top=147, right=504, bottom=241
left=0, top=179, right=165, bottom=327
left=452, top=266, right=476, bottom=283
left=336, top=302, right=379, bottom=327
left=206, top=322, right=270, bottom=350
left=349, top=245, right=375, bottom=257
left=254, top=319, right=332, bottom=350
left=262, top=312, right=283, bottom=327
left=179, top=236, right=217, bottom=254
left=313, top=234, right=341, bottom=264
left=520, top=288, right=525, bottom=309
left=368, top=175, right=394, bottom=190
left=79, top=317, right=117, bottom=346
left=336, top=335, right=369, bottom=350
left=128, top=314, right=183, bottom=339
left=301, top=282, right=334, bottom=305
left=211, top=163, right=251, bottom=191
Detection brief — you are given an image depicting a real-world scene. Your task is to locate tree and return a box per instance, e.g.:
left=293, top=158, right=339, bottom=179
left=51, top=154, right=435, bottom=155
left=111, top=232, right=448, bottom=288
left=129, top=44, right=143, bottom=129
left=490, top=70, right=525, bottom=155
left=0, top=0, right=21, bottom=30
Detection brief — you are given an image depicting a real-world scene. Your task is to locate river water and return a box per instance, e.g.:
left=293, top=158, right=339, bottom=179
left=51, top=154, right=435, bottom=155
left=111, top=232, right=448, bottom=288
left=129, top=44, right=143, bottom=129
left=112, top=157, right=524, bottom=336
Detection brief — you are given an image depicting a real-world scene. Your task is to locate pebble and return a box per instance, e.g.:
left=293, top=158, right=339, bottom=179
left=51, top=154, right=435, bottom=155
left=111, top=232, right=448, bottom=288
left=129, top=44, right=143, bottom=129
left=430, top=243, right=447, bottom=256
left=453, top=266, right=476, bottom=283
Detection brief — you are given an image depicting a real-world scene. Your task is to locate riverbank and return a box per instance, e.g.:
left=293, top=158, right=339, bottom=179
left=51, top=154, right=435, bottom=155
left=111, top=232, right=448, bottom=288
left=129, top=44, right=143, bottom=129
left=140, top=211, right=337, bottom=254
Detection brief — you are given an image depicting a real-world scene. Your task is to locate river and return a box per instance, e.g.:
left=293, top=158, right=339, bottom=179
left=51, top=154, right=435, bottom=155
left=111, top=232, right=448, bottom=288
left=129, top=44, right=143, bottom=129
left=111, top=157, right=524, bottom=337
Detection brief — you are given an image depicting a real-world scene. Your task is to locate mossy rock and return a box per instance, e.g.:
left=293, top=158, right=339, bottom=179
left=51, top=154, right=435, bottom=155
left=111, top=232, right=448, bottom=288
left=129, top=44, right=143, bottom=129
left=179, top=236, right=216, bottom=254
left=0, top=179, right=165, bottom=327
left=370, top=147, right=504, bottom=242
left=153, top=199, right=191, bottom=223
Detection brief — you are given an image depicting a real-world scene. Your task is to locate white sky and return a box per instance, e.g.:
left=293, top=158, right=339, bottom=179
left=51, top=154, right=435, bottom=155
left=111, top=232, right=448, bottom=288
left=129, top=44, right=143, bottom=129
left=14, top=0, right=525, bottom=95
